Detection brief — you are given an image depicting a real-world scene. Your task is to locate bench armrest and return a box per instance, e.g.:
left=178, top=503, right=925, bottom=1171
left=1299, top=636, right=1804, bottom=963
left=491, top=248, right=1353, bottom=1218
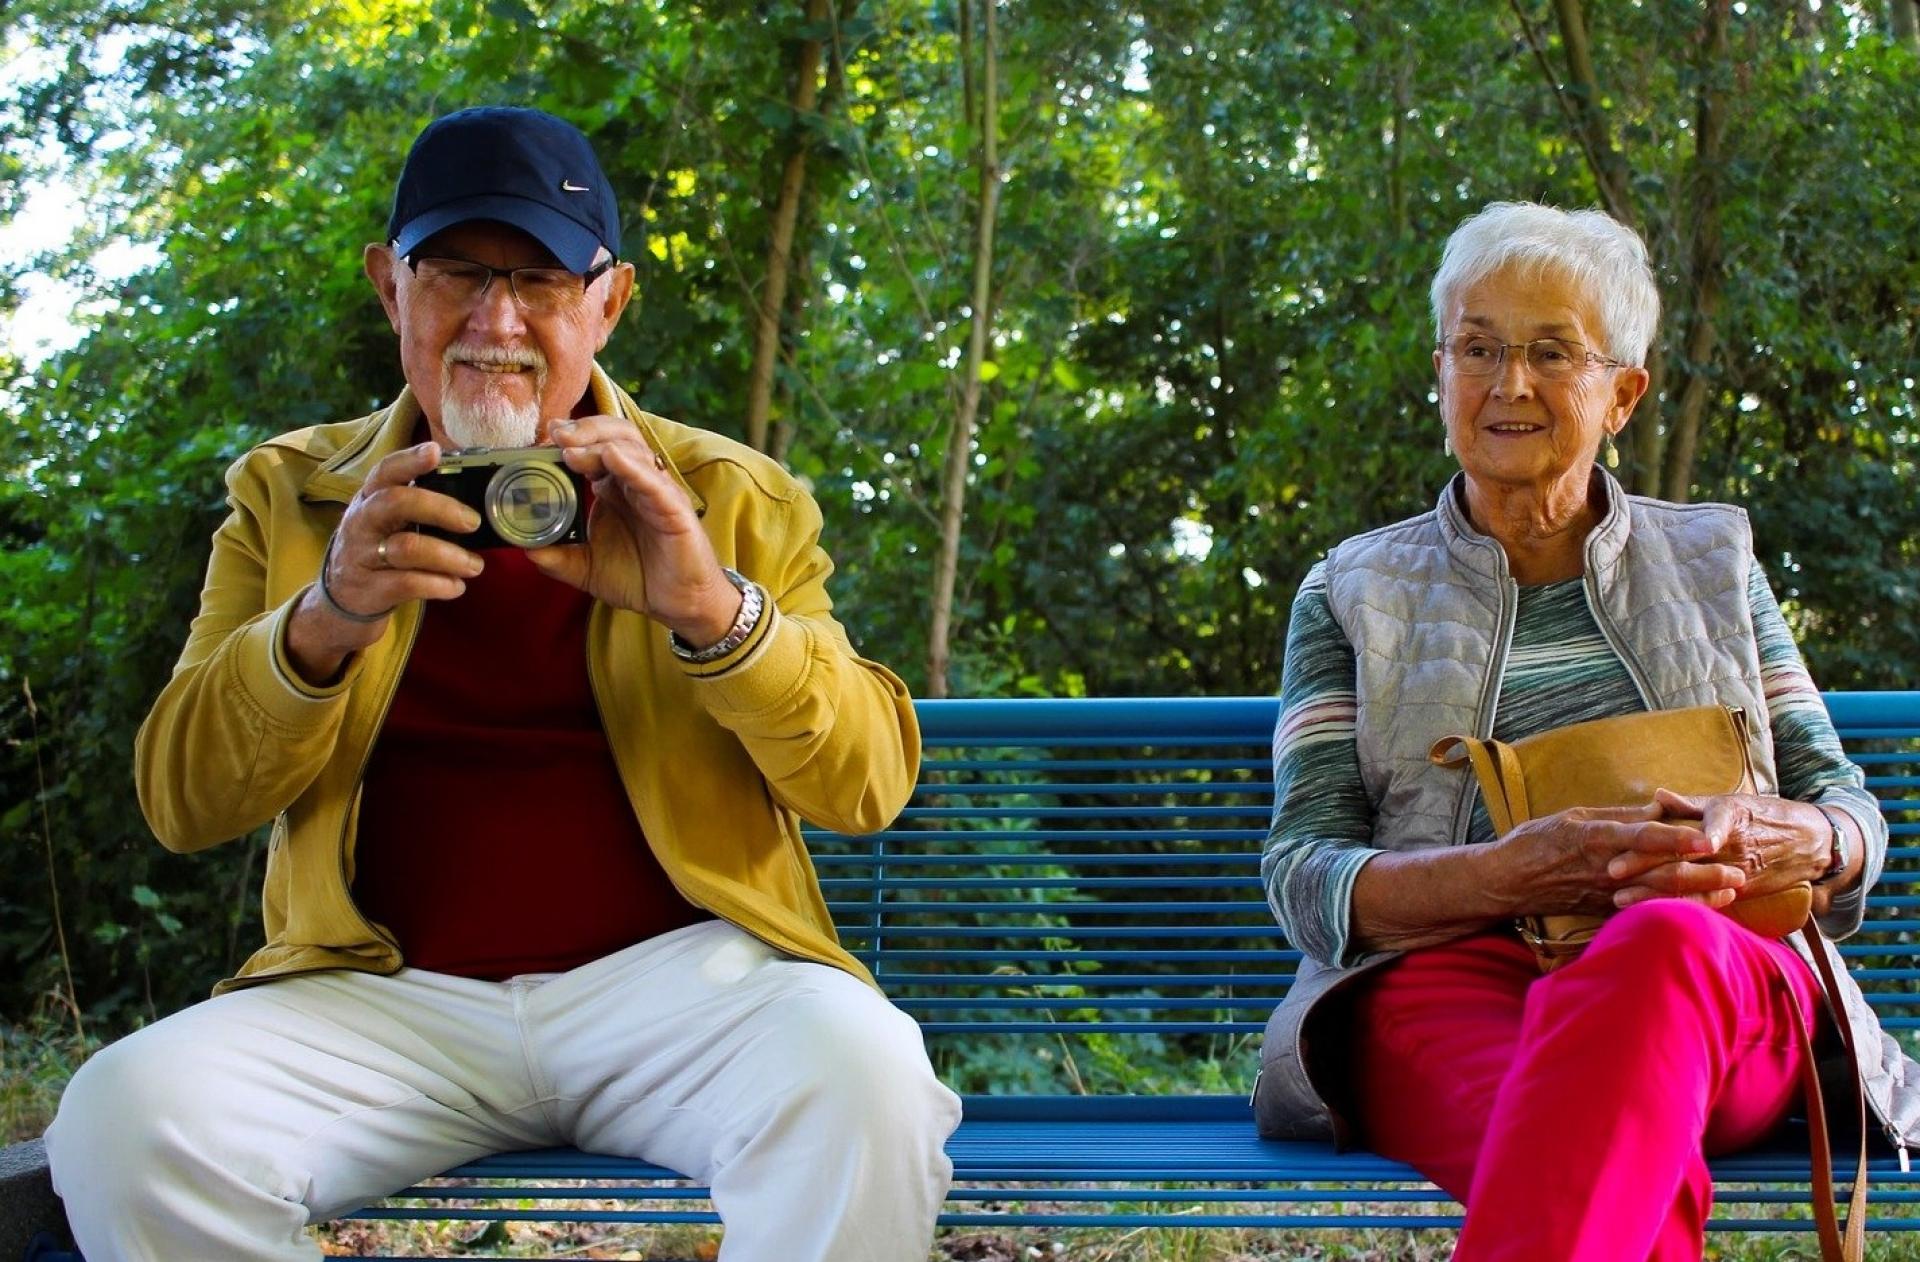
left=0, top=1140, right=72, bottom=1259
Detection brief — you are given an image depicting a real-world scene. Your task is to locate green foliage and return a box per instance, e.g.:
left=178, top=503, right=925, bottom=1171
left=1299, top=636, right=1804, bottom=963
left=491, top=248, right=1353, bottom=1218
left=1, top=1015, right=96, bottom=1143
left=1, top=0, right=1915, bottom=1031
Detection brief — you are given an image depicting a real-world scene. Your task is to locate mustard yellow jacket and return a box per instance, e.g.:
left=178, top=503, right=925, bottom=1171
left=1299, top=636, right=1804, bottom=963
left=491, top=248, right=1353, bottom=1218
left=135, top=367, right=917, bottom=993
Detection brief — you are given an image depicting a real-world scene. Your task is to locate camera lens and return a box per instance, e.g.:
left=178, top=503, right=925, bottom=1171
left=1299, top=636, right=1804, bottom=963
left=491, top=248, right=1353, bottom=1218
left=483, top=460, right=578, bottom=548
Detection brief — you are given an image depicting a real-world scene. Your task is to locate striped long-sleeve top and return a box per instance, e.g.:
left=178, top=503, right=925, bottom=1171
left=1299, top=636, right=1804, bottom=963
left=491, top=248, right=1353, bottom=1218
left=1262, top=561, right=1883, bottom=969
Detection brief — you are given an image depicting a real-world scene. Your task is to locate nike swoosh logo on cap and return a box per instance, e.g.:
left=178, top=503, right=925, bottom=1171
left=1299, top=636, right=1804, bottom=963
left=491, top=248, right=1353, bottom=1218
left=561, top=180, right=591, bottom=192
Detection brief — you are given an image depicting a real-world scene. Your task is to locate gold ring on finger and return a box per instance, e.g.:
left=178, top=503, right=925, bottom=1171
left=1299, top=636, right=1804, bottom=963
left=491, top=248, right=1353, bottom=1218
left=653, top=452, right=667, bottom=471
left=376, top=536, right=391, bottom=568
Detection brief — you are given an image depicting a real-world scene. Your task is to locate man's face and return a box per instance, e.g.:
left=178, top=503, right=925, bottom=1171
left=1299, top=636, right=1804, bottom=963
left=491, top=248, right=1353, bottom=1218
left=365, top=220, right=634, bottom=448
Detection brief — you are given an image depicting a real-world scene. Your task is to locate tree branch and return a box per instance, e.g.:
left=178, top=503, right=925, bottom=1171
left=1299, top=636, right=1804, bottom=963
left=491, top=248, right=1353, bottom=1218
left=927, top=0, right=1001, bottom=699
left=1508, top=0, right=1634, bottom=229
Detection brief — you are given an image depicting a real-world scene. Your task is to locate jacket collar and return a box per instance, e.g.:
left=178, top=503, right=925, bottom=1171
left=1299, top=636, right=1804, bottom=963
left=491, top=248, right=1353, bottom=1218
left=298, top=390, right=422, bottom=504
left=1433, top=464, right=1631, bottom=582
left=299, top=364, right=706, bottom=515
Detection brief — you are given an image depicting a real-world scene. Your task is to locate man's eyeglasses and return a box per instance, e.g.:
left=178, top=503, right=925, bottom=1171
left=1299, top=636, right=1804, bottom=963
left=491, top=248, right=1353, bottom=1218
left=1437, top=333, right=1627, bottom=382
left=405, top=255, right=617, bottom=315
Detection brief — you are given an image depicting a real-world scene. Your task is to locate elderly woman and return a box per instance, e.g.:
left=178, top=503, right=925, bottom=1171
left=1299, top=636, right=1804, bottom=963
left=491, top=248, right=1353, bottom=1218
left=1252, top=202, right=1915, bottom=1260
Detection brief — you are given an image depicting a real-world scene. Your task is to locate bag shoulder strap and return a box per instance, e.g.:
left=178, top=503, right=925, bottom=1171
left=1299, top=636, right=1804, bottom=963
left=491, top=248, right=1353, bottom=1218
left=1429, top=735, right=1529, bottom=835
left=1785, top=921, right=1869, bottom=1262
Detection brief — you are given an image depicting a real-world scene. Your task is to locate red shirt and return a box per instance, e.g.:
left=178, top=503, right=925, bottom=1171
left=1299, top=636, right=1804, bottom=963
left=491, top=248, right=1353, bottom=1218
left=352, top=546, right=709, bottom=978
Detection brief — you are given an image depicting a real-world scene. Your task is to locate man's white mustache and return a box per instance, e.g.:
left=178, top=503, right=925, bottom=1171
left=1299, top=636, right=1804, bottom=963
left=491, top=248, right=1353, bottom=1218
left=444, top=343, right=546, bottom=371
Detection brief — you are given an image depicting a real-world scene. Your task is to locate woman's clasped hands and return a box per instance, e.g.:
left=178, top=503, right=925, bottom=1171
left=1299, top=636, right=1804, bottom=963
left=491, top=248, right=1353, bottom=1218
left=1493, top=789, right=1832, bottom=918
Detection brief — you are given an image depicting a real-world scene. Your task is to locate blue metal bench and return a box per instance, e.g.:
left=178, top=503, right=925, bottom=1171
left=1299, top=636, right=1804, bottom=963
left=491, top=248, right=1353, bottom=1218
left=331, top=690, right=1920, bottom=1251
left=8, top=692, right=1918, bottom=1258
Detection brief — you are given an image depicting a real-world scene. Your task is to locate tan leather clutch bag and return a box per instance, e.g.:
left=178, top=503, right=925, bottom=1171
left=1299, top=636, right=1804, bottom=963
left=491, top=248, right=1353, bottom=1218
left=1429, top=704, right=1811, bottom=972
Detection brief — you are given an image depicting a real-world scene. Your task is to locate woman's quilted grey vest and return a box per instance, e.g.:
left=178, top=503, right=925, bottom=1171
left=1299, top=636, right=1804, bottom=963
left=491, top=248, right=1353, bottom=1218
left=1256, top=470, right=1920, bottom=1159
left=1323, top=469, right=1777, bottom=851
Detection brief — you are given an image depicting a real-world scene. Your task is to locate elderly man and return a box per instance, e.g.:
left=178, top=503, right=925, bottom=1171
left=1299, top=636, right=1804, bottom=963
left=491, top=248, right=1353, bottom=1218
left=44, top=106, right=959, bottom=1262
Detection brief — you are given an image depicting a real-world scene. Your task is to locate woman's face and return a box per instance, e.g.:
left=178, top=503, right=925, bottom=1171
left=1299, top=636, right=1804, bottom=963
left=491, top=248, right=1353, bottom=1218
left=1433, top=265, right=1649, bottom=497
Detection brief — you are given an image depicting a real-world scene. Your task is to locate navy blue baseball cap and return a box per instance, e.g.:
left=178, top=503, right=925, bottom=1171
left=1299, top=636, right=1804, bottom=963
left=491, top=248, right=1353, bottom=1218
left=387, top=106, right=621, bottom=274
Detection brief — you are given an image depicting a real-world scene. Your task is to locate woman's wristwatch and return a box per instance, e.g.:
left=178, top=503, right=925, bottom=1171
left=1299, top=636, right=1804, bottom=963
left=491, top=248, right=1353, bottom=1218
left=1813, top=804, right=1851, bottom=886
left=669, top=567, right=765, bottom=664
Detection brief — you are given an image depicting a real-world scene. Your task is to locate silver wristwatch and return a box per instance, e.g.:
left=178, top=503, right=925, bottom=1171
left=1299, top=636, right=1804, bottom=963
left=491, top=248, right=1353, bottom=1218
left=669, top=568, right=765, bottom=664
left=1813, top=804, right=1850, bottom=886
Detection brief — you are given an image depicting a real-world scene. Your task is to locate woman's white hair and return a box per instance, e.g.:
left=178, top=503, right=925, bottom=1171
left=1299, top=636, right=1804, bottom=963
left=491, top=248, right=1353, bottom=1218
left=1429, top=202, right=1661, bottom=366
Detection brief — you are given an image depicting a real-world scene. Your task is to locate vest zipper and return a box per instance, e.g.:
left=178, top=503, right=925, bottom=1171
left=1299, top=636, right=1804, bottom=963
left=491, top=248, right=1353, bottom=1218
left=1578, top=569, right=1658, bottom=710
left=1451, top=573, right=1518, bottom=845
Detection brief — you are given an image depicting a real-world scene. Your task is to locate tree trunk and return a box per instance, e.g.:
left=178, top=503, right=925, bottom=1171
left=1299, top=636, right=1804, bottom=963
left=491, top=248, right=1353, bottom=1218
left=1659, top=0, right=1731, bottom=504
left=768, top=243, right=811, bottom=465
left=766, top=0, right=856, bottom=466
left=1624, top=352, right=1666, bottom=493
left=927, top=0, right=1000, bottom=699
left=959, top=0, right=976, bottom=138
left=1893, top=0, right=1920, bottom=54
left=1540, top=0, right=1666, bottom=493
left=744, top=0, right=833, bottom=455
left=1548, top=0, right=1635, bottom=227
left=1387, top=23, right=1411, bottom=240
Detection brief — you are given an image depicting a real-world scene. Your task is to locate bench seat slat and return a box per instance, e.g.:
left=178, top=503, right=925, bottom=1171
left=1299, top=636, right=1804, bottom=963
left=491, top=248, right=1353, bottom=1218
left=922, top=758, right=1269, bottom=772
left=894, top=995, right=1920, bottom=1014
left=857, top=947, right=1303, bottom=962
left=915, top=781, right=1276, bottom=797
left=842, top=919, right=1282, bottom=934
left=811, top=828, right=1271, bottom=843
left=894, top=806, right=1271, bottom=820
left=813, top=850, right=1267, bottom=867
left=410, top=1096, right=1917, bottom=1236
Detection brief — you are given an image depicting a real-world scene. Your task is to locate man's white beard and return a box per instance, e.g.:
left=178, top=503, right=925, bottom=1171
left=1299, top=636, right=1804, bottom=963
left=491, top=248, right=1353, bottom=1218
left=438, top=343, right=547, bottom=450
left=440, top=391, right=540, bottom=450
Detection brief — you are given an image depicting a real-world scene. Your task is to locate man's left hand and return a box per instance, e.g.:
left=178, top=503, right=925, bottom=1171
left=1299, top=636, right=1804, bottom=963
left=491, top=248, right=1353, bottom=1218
left=526, top=415, right=743, bottom=648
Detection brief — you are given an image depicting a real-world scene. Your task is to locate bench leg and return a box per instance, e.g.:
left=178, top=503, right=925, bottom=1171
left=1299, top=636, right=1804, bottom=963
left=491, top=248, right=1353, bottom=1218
left=0, top=1141, right=76, bottom=1261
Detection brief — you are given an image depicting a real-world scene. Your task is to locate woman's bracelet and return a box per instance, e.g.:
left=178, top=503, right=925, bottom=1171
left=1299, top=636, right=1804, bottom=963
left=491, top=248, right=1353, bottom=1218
left=314, top=534, right=390, bottom=625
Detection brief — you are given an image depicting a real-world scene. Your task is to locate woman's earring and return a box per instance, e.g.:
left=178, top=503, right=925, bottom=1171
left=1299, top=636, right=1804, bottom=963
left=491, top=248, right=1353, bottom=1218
left=1602, top=430, right=1619, bottom=468
left=1443, top=430, right=1453, bottom=457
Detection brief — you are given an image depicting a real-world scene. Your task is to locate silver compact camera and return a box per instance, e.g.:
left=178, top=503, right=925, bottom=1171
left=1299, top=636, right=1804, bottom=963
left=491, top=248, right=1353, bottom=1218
left=417, top=445, right=588, bottom=550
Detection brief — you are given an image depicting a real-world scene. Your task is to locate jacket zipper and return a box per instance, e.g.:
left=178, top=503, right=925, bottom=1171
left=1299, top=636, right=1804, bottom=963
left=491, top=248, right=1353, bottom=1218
left=580, top=607, right=855, bottom=976
left=332, top=607, right=424, bottom=960
left=582, top=606, right=712, bottom=921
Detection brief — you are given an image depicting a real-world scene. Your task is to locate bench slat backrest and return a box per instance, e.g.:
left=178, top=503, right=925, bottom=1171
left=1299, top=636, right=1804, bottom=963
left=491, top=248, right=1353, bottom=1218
left=804, top=693, right=1920, bottom=1063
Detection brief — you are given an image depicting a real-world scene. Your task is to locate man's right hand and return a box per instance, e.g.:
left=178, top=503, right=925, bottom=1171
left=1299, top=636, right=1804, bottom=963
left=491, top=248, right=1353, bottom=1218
left=286, top=442, right=484, bottom=684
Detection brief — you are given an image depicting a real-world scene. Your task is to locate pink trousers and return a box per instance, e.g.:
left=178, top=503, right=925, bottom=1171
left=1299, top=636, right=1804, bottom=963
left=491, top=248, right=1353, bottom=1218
left=1349, top=899, right=1822, bottom=1261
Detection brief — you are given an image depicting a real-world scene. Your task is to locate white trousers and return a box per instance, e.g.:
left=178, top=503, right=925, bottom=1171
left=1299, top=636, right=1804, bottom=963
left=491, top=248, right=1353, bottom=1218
left=45, top=920, right=960, bottom=1262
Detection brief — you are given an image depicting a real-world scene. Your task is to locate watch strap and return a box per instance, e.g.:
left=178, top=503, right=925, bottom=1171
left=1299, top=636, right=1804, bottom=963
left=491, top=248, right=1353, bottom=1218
left=669, top=568, right=765, bottom=664
left=1813, top=803, right=1850, bottom=886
